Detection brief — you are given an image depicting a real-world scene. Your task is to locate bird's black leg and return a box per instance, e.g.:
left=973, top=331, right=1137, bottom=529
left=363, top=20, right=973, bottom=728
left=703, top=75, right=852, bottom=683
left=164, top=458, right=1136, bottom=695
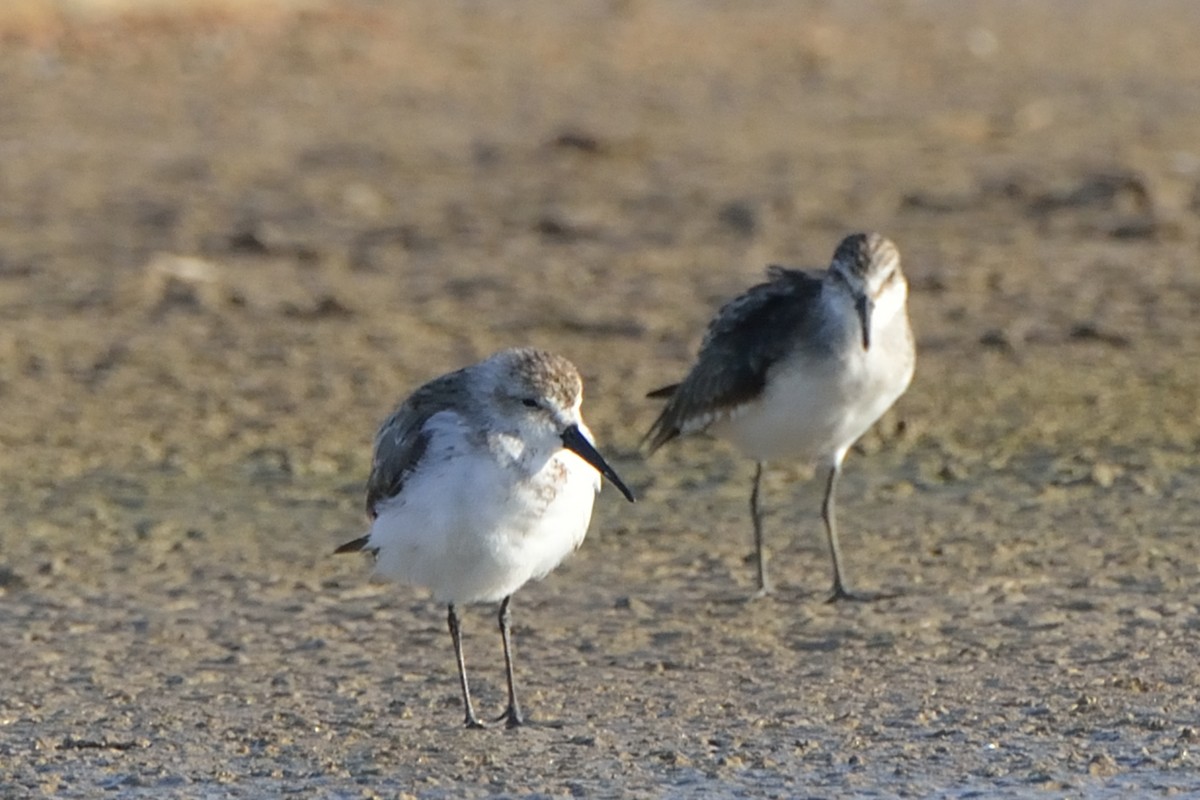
left=496, top=595, right=524, bottom=728
left=448, top=604, right=486, bottom=728
left=750, top=461, right=772, bottom=597
left=821, top=460, right=868, bottom=603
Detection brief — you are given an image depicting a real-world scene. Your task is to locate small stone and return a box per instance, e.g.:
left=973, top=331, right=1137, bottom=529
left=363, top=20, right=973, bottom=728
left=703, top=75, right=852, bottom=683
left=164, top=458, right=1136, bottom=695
left=1088, top=753, right=1119, bottom=777
left=1090, top=462, right=1119, bottom=488
left=716, top=201, right=757, bottom=237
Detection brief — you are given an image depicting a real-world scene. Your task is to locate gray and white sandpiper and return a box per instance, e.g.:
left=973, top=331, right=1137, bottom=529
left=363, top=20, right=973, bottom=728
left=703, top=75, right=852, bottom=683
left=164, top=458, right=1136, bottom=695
left=645, top=232, right=915, bottom=600
left=336, top=347, right=635, bottom=728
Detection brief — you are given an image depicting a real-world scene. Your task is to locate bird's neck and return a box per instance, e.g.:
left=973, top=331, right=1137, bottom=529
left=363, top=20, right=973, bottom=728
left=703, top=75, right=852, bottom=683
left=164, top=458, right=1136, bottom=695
left=489, top=430, right=555, bottom=476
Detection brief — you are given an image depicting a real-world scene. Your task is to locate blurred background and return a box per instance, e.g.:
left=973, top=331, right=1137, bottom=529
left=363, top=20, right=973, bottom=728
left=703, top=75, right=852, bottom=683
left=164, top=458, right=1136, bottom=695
left=2, top=1, right=1198, bottom=796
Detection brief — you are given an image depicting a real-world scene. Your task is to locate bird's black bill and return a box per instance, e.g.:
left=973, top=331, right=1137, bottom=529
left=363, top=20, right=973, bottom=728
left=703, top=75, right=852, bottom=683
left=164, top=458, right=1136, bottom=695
left=855, top=294, right=873, bottom=350
left=561, top=425, right=636, bottom=502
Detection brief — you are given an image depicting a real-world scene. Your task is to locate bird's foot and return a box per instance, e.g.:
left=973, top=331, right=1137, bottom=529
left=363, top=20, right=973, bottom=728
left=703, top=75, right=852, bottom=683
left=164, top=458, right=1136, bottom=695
left=495, top=704, right=524, bottom=729
left=748, top=583, right=774, bottom=601
left=825, top=586, right=898, bottom=604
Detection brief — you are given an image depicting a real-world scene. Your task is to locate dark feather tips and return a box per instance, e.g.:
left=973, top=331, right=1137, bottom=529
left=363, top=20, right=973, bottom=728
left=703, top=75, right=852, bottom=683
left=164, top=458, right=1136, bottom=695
left=645, top=384, right=679, bottom=400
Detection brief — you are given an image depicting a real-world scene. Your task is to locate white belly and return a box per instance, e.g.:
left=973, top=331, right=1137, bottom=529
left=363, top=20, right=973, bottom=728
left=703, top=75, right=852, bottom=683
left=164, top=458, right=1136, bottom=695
left=367, top=449, right=598, bottom=604
left=715, top=316, right=913, bottom=464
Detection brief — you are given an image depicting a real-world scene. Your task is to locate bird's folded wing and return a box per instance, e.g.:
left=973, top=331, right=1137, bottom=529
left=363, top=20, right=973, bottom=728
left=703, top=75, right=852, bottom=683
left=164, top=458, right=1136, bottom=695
left=645, top=268, right=823, bottom=451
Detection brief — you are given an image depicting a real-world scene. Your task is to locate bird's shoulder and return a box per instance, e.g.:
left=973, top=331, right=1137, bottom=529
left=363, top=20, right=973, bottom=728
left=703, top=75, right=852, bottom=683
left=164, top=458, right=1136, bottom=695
left=644, top=266, right=826, bottom=450
left=365, top=372, right=476, bottom=517
left=697, top=265, right=825, bottom=367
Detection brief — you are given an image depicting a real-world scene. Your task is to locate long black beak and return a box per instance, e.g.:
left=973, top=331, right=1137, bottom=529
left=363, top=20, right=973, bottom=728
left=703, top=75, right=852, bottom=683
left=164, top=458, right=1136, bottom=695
left=561, top=425, right=635, bottom=503
left=855, top=293, right=873, bottom=350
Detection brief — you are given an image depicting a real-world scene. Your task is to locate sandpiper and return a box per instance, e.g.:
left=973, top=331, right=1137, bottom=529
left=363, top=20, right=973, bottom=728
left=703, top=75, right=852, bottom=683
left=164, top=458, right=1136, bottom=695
left=336, top=347, right=635, bottom=728
left=645, top=233, right=914, bottom=600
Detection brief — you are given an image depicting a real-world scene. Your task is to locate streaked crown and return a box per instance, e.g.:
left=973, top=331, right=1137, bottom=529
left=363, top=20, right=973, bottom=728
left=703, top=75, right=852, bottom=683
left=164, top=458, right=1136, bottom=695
left=486, top=347, right=583, bottom=413
left=829, top=232, right=901, bottom=287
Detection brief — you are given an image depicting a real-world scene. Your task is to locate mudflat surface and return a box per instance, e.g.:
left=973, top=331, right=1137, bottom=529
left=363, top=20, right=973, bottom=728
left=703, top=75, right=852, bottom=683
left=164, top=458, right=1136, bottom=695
left=2, top=2, right=1199, bottom=797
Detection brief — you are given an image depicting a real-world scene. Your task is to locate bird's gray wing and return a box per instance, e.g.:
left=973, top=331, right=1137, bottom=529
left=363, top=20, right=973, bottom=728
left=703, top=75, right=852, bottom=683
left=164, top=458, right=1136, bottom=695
left=364, top=372, right=468, bottom=519
left=645, top=267, right=824, bottom=451
left=333, top=371, right=473, bottom=555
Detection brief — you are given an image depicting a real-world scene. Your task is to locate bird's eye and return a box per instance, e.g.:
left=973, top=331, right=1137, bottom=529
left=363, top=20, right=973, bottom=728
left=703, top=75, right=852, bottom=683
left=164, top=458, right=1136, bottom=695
left=521, top=398, right=540, bottom=409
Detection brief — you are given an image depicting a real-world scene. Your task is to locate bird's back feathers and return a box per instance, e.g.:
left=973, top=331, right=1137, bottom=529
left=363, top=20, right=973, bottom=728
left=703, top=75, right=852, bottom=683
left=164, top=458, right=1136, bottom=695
left=645, top=266, right=825, bottom=452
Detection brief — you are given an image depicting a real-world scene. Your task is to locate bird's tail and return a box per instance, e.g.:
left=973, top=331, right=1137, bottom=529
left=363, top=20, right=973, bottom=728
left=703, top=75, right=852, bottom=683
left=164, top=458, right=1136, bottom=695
left=333, top=535, right=370, bottom=555
left=641, top=383, right=683, bottom=453
left=645, top=383, right=679, bottom=400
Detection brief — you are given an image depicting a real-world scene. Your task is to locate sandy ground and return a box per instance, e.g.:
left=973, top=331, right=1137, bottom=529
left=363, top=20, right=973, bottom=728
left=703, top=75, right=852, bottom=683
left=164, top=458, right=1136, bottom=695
left=2, top=1, right=1200, bottom=797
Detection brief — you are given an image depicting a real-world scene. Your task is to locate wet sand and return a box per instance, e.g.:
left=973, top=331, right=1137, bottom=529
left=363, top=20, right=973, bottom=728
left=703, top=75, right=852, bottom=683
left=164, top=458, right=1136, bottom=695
left=2, top=1, right=1199, bottom=797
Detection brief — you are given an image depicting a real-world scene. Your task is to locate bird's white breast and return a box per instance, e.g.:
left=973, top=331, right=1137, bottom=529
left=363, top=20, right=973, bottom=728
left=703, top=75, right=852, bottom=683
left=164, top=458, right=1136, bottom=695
left=367, top=413, right=599, bottom=604
left=714, top=284, right=913, bottom=463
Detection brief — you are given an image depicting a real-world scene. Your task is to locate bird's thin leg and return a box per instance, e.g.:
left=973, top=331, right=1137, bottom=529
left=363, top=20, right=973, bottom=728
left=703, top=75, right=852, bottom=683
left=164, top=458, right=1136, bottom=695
left=750, top=461, right=772, bottom=597
left=448, top=604, right=485, bottom=728
left=821, top=459, right=857, bottom=603
left=496, top=595, right=524, bottom=728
